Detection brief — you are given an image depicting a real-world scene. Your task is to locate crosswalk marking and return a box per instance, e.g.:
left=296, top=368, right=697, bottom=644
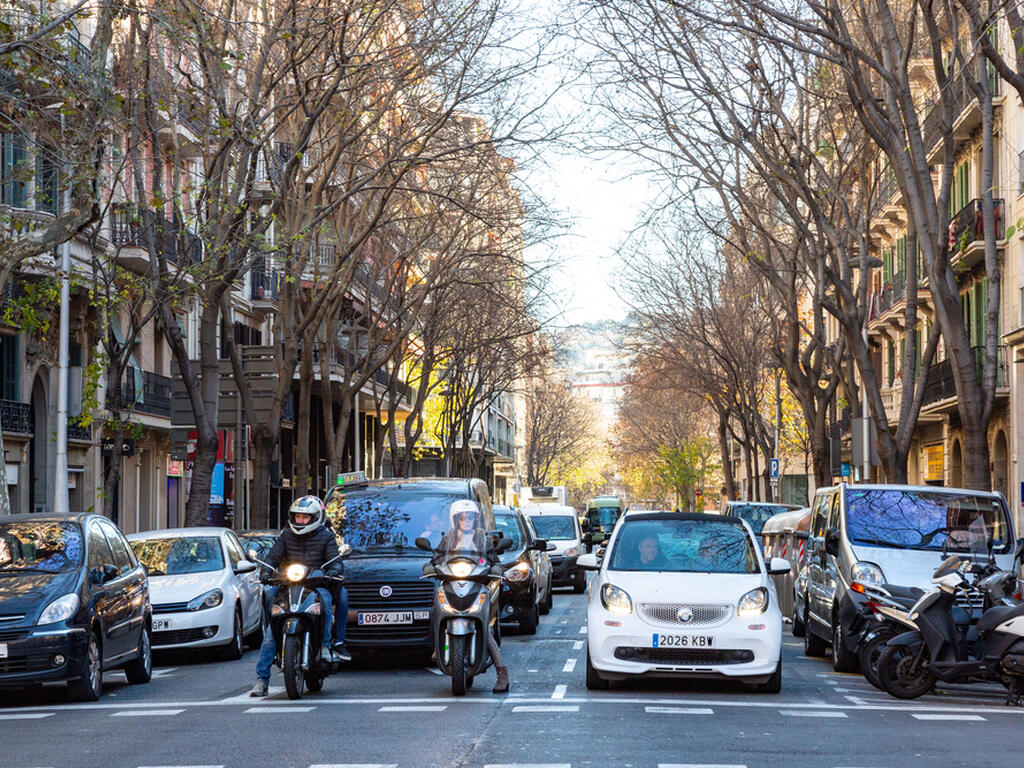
left=377, top=705, right=447, bottom=712
left=911, top=713, right=986, bottom=721
left=562, top=659, right=577, bottom=673
left=573, top=640, right=584, bottom=650
left=779, top=710, right=848, bottom=718
left=645, top=706, right=714, bottom=715
left=112, top=709, right=185, bottom=717
left=243, top=706, right=315, bottom=714
left=578, top=626, right=587, bottom=634
left=512, top=705, right=580, bottom=713
left=551, top=684, right=567, bottom=699
left=309, top=764, right=398, bottom=767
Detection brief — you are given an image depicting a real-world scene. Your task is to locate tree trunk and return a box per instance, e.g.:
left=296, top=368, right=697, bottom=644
left=249, top=426, right=274, bottom=528
left=718, top=413, right=736, bottom=500
left=102, top=419, right=125, bottom=520
left=185, top=303, right=221, bottom=526
left=294, top=337, right=313, bottom=496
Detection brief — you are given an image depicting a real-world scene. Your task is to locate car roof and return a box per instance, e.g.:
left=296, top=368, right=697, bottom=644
left=238, top=529, right=280, bottom=536
left=817, top=483, right=1002, bottom=499
left=127, top=527, right=229, bottom=540
left=333, top=477, right=476, bottom=494
left=622, top=511, right=748, bottom=526
left=0, top=513, right=92, bottom=524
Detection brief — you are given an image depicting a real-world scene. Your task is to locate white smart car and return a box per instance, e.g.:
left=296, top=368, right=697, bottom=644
left=128, top=528, right=263, bottom=659
left=579, top=510, right=789, bottom=692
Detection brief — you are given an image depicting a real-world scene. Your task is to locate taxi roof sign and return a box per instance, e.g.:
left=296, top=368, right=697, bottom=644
left=336, top=471, right=368, bottom=487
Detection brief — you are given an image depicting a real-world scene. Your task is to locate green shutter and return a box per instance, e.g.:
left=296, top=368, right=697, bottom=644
left=897, top=237, right=906, bottom=274
left=887, top=340, right=895, bottom=386
left=1, top=335, right=18, bottom=401
left=883, top=249, right=893, bottom=282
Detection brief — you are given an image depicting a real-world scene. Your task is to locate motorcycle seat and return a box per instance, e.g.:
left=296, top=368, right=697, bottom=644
left=977, top=603, right=1024, bottom=634
left=881, top=584, right=924, bottom=600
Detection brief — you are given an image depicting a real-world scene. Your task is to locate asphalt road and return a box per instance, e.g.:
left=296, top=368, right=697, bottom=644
left=2, top=586, right=1024, bottom=768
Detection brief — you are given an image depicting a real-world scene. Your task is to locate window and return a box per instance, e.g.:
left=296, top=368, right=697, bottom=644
left=99, top=521, right=135, bottom=575
left=1, top=133, right=29, bottom=208
left=224, top=533, right=244, bottom=567
left=87, top=523, right=114, bottom=570
left=0, top=335, right=18, bottom=401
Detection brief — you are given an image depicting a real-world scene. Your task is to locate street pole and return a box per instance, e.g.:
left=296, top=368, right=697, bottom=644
left=774, top=368, right=781, bottom=504
left=861, top=321, right=870, bottom=484
left=53, top=116, right=71, bottom=516
left=354, top=392, right=360, bottom=472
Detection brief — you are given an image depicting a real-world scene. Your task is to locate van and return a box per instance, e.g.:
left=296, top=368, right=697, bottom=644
left=583, top=495, right=624, bottom=550
left=521, top=505, right=586, bottom=593
left=799, top=483, right=1019, bottom=670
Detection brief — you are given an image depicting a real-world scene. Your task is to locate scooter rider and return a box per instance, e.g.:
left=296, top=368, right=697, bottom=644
left=250, top=495, right=350, bottom=697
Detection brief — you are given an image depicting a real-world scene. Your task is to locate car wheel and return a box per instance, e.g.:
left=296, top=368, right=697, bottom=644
left=124, top=625, right=153, bottom=684
left=791, top=593, right=806, bottom=637
left=520, top=603, right=539, bottom=635
left=831, top=613, right=859, bottom=673
left=573, top=571, right=586, bottom=594
left=585, top=648, right=609, bottom=690
left=803, top=609, right=827, bottom=657
left=756, top=657, right=782, bottom=693
left=221, top=607, right=244, bottom=661
left=540, top=578, right=552, bottom=615
left=68, top=631, right=103, bottom=702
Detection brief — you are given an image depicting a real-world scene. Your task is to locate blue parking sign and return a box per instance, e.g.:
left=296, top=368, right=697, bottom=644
left=769, top=458, right=780, bottom=480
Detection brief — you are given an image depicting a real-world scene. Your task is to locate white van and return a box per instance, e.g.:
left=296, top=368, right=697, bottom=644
left=522, top=505, right=586, bottom=593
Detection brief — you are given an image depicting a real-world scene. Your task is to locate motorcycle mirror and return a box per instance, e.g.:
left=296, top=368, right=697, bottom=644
left=824, top=528, right=840, bottom=557
left=339, top=543, right=353, bottom=557
left=247, top=549, right=258, bottom=561
left=415, top=537, right=432, bottom=551
left=495, top=537, right=514, bottom=554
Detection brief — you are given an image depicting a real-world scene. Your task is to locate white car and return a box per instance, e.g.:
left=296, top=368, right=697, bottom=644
left=522, top=505, right=587, bottom=593
left=128, top=528, right=263, bottom=658
left=579, top=510, right=789, bottom=692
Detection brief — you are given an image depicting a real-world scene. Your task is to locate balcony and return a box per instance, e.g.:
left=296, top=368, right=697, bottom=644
left=922, top=345, right=1008, bottom=409
left=250, top=261, right=280, bottom=310
left=67, top=421, right=91, bottom=443
left=110, top=204, right=202, bottom=270
left=122, top=371, right=173, bottom=418
left=1, top=400, right=32, bottom=435
left=921, top=69, right=1001, bottom=161
left=950, top=198, right=1005, bottom=271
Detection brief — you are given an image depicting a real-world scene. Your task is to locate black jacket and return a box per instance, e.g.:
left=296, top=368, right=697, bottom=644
left=264, top=525, right=341, bottom=579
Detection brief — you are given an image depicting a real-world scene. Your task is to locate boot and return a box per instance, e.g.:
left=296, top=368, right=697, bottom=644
left=492, top=665, right=509, bottom=694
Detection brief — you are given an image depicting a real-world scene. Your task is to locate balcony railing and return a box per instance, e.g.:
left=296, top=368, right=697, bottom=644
left=67, top=421, right=91, bottom=442
left=1, top=400, right=32, bottom=434
left=250, top=261, right=280, bottom=302
left=950, top=198, right=1005, bottom=256
left=122, top=371, right=173, bottom=417
left=110, top=203, right=202, bottom=266
left=921, top=69, right=1000, bottom=153
left=923, top=345, right=1007, bottom=406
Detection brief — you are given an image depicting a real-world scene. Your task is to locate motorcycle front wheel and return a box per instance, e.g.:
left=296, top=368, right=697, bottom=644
left=283, top=635, right=305, bottom=700
left=450, top=635, right=468, bottom=696
left=877, top=642, right=935, bottom=699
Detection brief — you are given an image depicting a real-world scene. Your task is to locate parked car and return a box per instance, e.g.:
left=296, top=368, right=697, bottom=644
left=799, top=483, right=1018, bottom=672
left=128, top=528, right=262, bottom=658
left=578, top=510, right=789, bottom=692
left=493, top=505, right=554, bottom=633
left=0, top=513, right=151, bottom=701
left=720, top=501, right=802, bottom=549
left=522, top=505, right=586, bottom=593
left=326, top=474, right=494, bottom=657
left=237, top=530, right=281, bottom=563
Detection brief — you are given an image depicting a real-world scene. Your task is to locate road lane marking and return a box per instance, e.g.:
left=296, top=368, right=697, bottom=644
left=552, top=684, right=567, bottom=699
left=0, top=713, right=54, bottom=720
left=425, top=667, right=444, bottom=676
left=138, top=765, right=224, bottom=768
left=484, top=765, right=572, bottom=768
left=578, top=626, right=587, bottom=634
left=562, top=659, right=577, bottom=673
left=151, top=668, right=177, bottom=678
left=310, top=764, right=398, bottom=768
left=243, top=706, right=315, bottom=713
left=659, top=764, right=747, bottom=768
left=377, top=705, right=447, bottom=712
left=645, top=706, right=714, bottom=715
left=912, top=714, right=986, bottom=721
left=112, top=709, right=185, bottom=717
left=779, top=710, right=848, bottom=718
left=512, top=705, right=579, bottom=713
left=573, top=641, right=584, bottom=650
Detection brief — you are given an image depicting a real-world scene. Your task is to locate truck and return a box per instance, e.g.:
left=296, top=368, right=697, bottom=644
left=520, top=485, right=569, bottom=507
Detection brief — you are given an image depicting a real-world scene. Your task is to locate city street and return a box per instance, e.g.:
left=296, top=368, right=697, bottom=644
left=2, top=587, right=1023, bottom=768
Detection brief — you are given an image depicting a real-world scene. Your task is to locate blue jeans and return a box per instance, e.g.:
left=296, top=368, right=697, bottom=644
left=256, top=585, right=347, bottom=682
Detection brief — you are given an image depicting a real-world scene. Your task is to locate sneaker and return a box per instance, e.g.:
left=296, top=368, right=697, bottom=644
left=332, top=642, right=352, bottom=662
left=249, top=679, right=269, bottom=697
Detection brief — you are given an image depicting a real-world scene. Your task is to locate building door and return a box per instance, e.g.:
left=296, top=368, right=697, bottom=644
left=167, top=477, right=179, bottom=528
left=29, top=374, right=46, bottom=513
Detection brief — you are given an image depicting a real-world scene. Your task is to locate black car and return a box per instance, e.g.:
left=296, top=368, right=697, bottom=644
left=0, top=513, right=151, bottom=701
left=325, top=475, right=494, bottom=656
left=493, top=507, right=553, bottom=635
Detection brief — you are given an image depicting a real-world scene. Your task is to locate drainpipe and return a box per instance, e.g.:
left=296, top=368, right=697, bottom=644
left=53, top=113, right=71, bottom=516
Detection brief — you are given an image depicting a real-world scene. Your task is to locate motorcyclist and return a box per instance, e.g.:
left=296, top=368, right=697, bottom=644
left=250, top=495, right=349, bottom=697
left=435, top=500, right=509, bottom=694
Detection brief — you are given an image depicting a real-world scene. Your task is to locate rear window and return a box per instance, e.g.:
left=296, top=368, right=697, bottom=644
left=528, top=515, right=576, bottom=541
left=131, top=537, right=225, bottom=575
left=330, top=487, right=467, bottom=552
left=587, top=506, right=621, bottom=528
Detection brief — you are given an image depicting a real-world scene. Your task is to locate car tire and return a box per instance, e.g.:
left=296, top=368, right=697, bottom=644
left=585, top=648, right=609, bottom=690
left=831, top=613, right=859, bottom=673
left=221, top=607, right=244, bottom=661
left=540, top=579, right=553, bottom=615
left=68, top=631, right=103, bottom=702
left=572, top=571, right=586, bottom=594
left=791, top=594, right=806, bottom=637
left=803, top=611, right=827, bottom=658
left=124, top=625, right=153, bottom=685
left=520, top=603, right=539, bottom=635
left=756, top=658, right=782, bottom=693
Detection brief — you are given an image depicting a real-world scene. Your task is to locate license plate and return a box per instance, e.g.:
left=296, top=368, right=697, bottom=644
left=0, top=643, right=6, bottom=658
left=653, top=633, right=714, bottom=648
left=357, top=611, right=413, bottom=625
left=153, top=619, right=172, bottom=631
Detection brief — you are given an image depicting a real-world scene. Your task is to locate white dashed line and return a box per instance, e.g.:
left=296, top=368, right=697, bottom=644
left=562, top=659, right=577, bottom=673
left=659, top=764, right=747, bottom=768
left=645, top=706, right=714, bottom=715
left=112, top=709, right=185, bottom=717
left=425, top=667, right=444, bottom=676
left=911, top=714, right=986, bottom=721
left=779, top=710, right=848, bottom=718
left=377, top=705, right=447, bottom=712
left=573, top=640, right=584, bottom=650
left=551, top=684, right=567, bottom=699
left=310, top=764, right=398, bottom=768
left=484, top=764, right=572, bottom=768
left=138, top=765, right=224, bottom=768
left=243, top=706, right=315, bottom=714
left=0, top=712, right=55, bottom=720
left=512, top=705, right=580, bottom=713
left=578, top=626, right=587, bottom=634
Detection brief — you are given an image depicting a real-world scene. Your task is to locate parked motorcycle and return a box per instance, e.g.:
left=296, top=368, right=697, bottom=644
left=248, top=549, right=347, bottom=699
left=415, top=533, right=511, bottom=696
left=877, top=553, right=1024, bottom=702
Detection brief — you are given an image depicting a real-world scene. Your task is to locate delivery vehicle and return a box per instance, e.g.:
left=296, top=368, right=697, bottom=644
left=584, top=495, right=624, bottom=551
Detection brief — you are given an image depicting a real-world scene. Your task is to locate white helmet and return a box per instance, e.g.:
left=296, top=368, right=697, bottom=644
left=449, top=499, right=482, bottom=529
left=288, top=495, right=325, bottom=536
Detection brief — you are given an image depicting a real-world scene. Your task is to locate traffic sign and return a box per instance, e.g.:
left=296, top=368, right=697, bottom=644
left=769, top=458, right=780, bottom=481
left=840, top=462, right=851, bottom=478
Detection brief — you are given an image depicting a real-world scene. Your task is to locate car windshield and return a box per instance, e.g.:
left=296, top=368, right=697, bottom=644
left=528, top=516, right=576, bottom=541
left=130, top=537, right=225, bottom=575
left=330, top=488, right=467, bottom=552
left=587, top=507, right=620, bottom=528
left=727, top=504, right=791, bottom=535
left=0, top=521, right=83, bottom=573
left=609, top=518, right=759, bottom=573
left=844, top=488, right=1012, bottom=553
left=493, top=514, right=524, bottom=549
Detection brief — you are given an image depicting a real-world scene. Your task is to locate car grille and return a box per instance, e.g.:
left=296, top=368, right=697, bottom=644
left=614, top=647, right=754, bottom=665
left=638, top=603, right=732, bottom=628
left=0, top=614, right=26, bottom=623
left=0, top=629, right=28, bottom=642
left=346, top=581, right=435, bottom=610
left=345, top=622, right=431, bottom=646
left=153, top=601, right=190, bottom=614
left=153, top=627, right=216, bottom=646
left=0, top=656, right=54, bottom=674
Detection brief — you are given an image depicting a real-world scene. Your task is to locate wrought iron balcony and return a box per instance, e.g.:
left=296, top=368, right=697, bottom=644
left=250, top=261, right=280, bottom=303
left=950, top=198, right=1005, bottom=259
left=67, top=421, right=91, bottom=442
left=1, top=400, right=32, bottom=435
left=122, top=371, right=173, bottom=417
left=923, top=345, right=1007, bottom=406
left=110, top=203, right=202, bottom=266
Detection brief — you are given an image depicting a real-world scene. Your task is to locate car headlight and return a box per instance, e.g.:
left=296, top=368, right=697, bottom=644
left=449, top=560, right=474, bottom=579
left=38, top=594, right=79, bottom=625
left=850, top=561, right=886, bottom=587
left=564, top=546, right=581, bottom=558
left=737, top=587, right=769, bottom=617
left=600, top=583, right=632, bottom=614
left=505, top=561, right=532, bottom=582
left=187, top=589, right=223, bottom=611
left=285, top=564, right=309, bottom=582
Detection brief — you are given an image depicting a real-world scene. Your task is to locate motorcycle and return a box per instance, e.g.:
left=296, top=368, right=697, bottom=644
left=415, top=533, right=512, bottom=696
left=248, top=548, right=347, bottom=700
left=877, top=553, right=1024, bottom=702
left=838, top=581, right=926, bottom=686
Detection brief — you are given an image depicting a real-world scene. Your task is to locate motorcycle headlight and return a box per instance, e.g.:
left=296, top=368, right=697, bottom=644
left=38, top=594, right=79, bottom=625
left=850, top=561, right=885, bottom=587
left=737, top=587, right=769, bottom=617
left=505, top=561, right=532, bottom=582
left=600, top=583, right=632, bottom=614
left=285, top=564, right=309, bottom=583
left=449, top=561, right=474, bottom=579
left=187, top=589, right=223, bottom=611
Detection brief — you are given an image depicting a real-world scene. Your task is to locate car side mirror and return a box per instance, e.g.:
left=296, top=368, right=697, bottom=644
left=825, top=528, right=840, bottom=557
left=768, top=557, right=791, bottom=576
left=415, top=537, right=433, bottom=551
left=1015, top=537, right=1024, bottom=562
left=576, top=553, right=600, bottom=571
left=94, top=564, right=118, bottom=584
left=495, top=537, right=513, bottom=554
left=234, top=560, right=258, bottom=574
left=546, top=543, right=556, bottom=552
left=90, top=567, right=105, bottom=585
left=531, top=539, right=549, bottom=551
